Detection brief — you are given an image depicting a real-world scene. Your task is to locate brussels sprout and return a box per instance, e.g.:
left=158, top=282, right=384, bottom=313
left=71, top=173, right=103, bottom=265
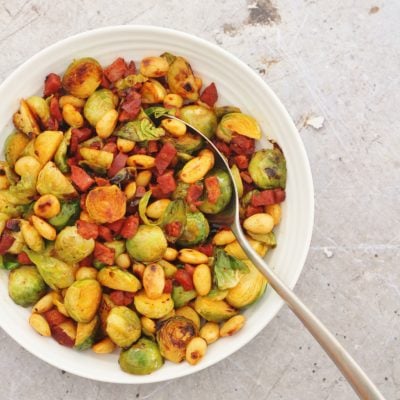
left=230, top=164, right=243, bottom=198
left=162, top=132, right=203, bottom=154
left=83, top=89, right=117, bottom=126
left=54, top=226, right=94, bottom=264
left=75, top=315, right=99, bottom=351
left=106, top=306, right=141, bottom=348
left=206, top=288, right=229, bottom=301
left=115, top=118, right=165, bottom=142
left=213, top=248, right=249, bottom=290
left=224, top=237, right=268, bottom=260
left=0, top=254, right=20, bottom=270
left=99, top=293, right=117, bottom=334
left=54, top=129, right=72, bottom=173
left=141, top=80, right=167, bottom=104
left=226, top=260, right=267, bottom=309
left=199, top=169, right=232, bottom=214
left=160, top=52, right=176, bottom=65
left=62, top=58, right=103, bottom=99
left=156, top=316, right=198, bottom=363
left=64, top=279, right=101, bottom=323
left=215, top=106, right=241, bottom=120
left=85, top=185, right=126, bottom=224
left=179, top=105, right=217, bottom=139
left=176, top=211, right=209, bottom=246
left=48, top=199, right=80, bottom=231
left=171, top=181, right=190, bottom=200
left=97, top=267, right=141, bottom=293
left=167, top=57, right=199, bottom=101
left=126, top=225, right=167, bottom=262
left=114, top=74, right=148, bottom=91
left=8, top=266, right=46, bottom=307
left=247, top=231, right=277, bottom=247
left=36, top=162, right=77, bottom=198
left=216, top=112, right=262, bottom=142
left=160, top=200, right=186, bottom=243
left=134, top=290, right=174, bottom=319
left=12, top=99, right=40, bottom=136
left=4, top=131, right=30, bottom=168
left=24, top=248, right=75, bottom=290
left=194, top=296, right=237, bottom=322
left=26, top=96, right=50, bottom=126
left=119, top=337, right=163, bottom=375
left=79, top=147, right=114, bottom=174
left=248, top=149, right=287, bottom=189
left=171, top=285, right=197, bottom=308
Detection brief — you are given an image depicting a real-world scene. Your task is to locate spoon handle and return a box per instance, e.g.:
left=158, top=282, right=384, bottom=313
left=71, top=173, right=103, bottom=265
left=232, top=226, right=385, bottom=400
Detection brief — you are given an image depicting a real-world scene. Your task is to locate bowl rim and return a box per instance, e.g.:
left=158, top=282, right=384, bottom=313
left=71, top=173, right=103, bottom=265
left=0, top=25, right=314, bottom=383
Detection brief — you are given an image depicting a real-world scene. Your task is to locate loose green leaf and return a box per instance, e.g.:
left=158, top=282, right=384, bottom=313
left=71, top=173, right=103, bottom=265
left=214, top=248, right=249, bottom=290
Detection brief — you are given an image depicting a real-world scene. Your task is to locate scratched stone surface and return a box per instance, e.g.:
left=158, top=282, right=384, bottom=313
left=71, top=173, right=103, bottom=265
left=0, top=1, right=399, bottom=399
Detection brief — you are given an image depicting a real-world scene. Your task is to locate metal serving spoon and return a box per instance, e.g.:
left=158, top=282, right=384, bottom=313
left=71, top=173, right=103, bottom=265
left=163, top=115, right=385, bottom=400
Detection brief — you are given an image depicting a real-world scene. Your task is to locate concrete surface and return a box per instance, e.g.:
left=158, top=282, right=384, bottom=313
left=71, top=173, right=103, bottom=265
left=0, top=1, right=399, bottom=399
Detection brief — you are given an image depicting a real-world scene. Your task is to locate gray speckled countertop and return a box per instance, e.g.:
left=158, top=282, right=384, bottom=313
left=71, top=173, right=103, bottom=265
left=0, top=1, right=399, bottom=399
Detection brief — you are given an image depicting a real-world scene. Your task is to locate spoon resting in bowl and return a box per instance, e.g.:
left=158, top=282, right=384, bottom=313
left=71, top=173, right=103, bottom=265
left=162, top=115, right=385, bottom=400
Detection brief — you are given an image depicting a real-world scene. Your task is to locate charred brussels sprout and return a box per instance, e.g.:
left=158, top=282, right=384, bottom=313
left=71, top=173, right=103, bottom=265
left=106, top=306, right=141, bottom=347
left=179, top=105, right=217, bottom=139
left=156, top=316, right=198, bottom=363
left=199, top=169, right=232, bottom=215
left=248, top=149, right=287, bottom=189
left=64, top=279, right=102, bottom=323
left=55, top=226, right=95, bottom=264
left=8, top=266, right=46, bottom=307
left=83, top=89, right=117, bottom=126
left=62, top=58, right=103, bottom=99
left=126, top=225, right=167, bottom=262
left=176, top=211, right=209, bottom=247
left=119, top=338, right=163, bottom=375
left=226, top=260, right=267, bottom=309
left=167, top=57, right=199, bottom=101
left=216, top=112, right=261, bottom=142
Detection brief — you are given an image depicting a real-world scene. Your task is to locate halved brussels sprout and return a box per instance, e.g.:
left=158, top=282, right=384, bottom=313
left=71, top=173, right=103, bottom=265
left=55, top=226, right=95, bottom=264
left=226, top=260, right=267, bottom=309
left=167, top=57, right=199, bottom=101
left=75, top=315, right=99, bottom=351
left=171, top=285, right=197, bottom=309
left=248, top=149, right=287, bottom=189
left=194, top=296, right=237, bottom=322
left=160, top=199, right=186, bottom=243
left=134, top=290, right=174, bottom=319
left=115, top=118, right=165, bottom=142
left=216, top=112, right=261, bottom=142
left=48, top=199, right=80, bottom=231
left=83, top=89, right=117, bottom=126
left=85, top=185, right=126, bottom=224
left=8, top=266, right=46, bottom=307
left=126, top=225, right=167, bottom=262
left=26, top=96, right=50, bottom=126
left=106, top=306, right=141, bottom=348
left=64, top=279, right=102, bottom=323
left=156, top=316, right=198, bottom=363
left=162, top=132, right=203, bottom=154
left=179, top=105, right=217, bottom=139
left=62, top=58, right=103, bottom=99
left=97, top=267, right=141, bottom=293
left=12, top=99, right=40, bottom=136
left=4, top=132, right=30, bottom=168
left=119, top=337, right=163, bottom=375
left=199, top=169, right=232, bottom=215
left=176, top=211, right=209, bottom=246
left=36, top=162, right=77, bottom=198
left=24, top=248, right=76, bottom=290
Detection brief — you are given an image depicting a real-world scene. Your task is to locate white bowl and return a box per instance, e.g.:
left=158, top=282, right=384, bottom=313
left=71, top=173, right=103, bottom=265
left=0, top=26, right=314, bottom=383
